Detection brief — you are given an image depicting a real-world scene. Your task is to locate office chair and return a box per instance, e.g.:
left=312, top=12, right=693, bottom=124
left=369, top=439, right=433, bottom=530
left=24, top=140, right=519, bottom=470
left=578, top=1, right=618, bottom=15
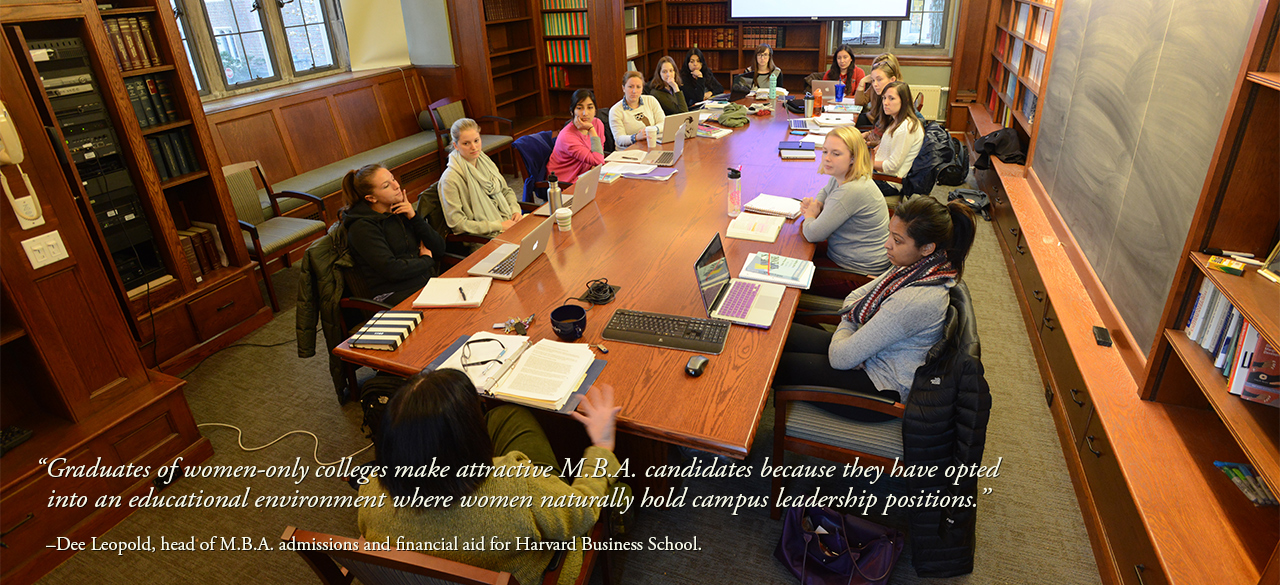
left=224, top=160, right=328, bottom=312
left=283, top=521, right=611, bottom=585
left=425, top=97, right=515, bottom=172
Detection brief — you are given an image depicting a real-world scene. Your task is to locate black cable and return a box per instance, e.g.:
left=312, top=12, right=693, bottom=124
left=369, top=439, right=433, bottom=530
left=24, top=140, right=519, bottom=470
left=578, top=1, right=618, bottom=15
left=179, top=339, right=292, bottom=379
left=580, top=278, right=616, bottom=305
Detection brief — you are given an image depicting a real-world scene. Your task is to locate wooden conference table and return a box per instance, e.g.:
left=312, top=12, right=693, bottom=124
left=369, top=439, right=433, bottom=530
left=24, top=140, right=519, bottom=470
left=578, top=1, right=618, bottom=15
left=334, top=105, right=831, bottom=459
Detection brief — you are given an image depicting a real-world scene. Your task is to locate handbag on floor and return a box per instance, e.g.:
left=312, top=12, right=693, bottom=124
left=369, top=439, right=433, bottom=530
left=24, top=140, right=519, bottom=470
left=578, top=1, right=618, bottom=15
left=774, top=506, right=904, bottom=585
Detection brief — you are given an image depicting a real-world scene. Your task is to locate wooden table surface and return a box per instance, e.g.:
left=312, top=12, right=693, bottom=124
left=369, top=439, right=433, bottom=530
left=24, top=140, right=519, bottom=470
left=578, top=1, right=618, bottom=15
left=335, top=105, right=828, bottom=458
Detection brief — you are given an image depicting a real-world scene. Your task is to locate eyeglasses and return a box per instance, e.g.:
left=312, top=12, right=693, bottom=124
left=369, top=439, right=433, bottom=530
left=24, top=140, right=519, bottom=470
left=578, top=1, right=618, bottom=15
left=460, top=338, right=505, bottom=370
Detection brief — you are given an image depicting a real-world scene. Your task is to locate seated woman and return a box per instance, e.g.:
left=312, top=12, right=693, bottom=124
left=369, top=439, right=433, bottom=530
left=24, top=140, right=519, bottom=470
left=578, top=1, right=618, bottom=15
left=740, top=44, right=783, bottom=91
left=856, top=57, right=902, bottom=146
left=358, top=370, right=622, bottom=585
left=681, top=47, right=724, bottom=108
left=547, top=88, right=605, bottom=185
left=647, top=56, right=689, bottom=115
left=872, top=81, right=925, bottom=201
left=341, top=164, right=446, bottom=306
left=439, top=118, right=523, bottom=238
left=823, top=43, right=866, bottom=90
left=775, top=198, right=976, bottom=421
left=609, top=70, right=666, bottom=148
left=799, top=126, right=891, bottom=278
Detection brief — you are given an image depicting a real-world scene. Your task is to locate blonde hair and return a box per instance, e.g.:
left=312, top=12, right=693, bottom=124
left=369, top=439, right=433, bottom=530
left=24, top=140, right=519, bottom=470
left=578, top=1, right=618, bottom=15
left=341, top=164, right=385, bottom=209
left=449, top=117, right=480, bottom=149
left=826, top=126, right=873, bottom=183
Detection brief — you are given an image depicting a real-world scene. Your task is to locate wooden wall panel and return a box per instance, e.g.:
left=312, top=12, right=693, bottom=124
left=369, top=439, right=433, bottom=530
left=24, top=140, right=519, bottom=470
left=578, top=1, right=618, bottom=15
left=377, top=78, right=422, bottom=140
left=334, top=87, right=390, bottom=154
left=279, top=98, right=347, bottom=172
left=213, top=112, right=295, bottom=185
left=35, top=268, right=127, bottom=403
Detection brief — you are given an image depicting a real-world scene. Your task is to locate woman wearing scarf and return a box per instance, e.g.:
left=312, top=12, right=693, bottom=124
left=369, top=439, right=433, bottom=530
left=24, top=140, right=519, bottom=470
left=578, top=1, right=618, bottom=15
left=439, top=118, right=522, bottom=238
left=775, top=197, right=976, bottom=421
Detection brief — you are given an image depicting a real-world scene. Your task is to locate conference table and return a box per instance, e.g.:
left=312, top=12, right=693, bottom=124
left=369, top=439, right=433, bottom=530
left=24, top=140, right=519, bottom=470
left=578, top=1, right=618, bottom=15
left=334, top=104, right=832, bottom=460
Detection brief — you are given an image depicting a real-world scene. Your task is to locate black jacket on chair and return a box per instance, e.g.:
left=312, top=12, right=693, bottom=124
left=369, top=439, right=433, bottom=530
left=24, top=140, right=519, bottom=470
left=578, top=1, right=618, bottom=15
left=901, top=281, right=992, bottom=577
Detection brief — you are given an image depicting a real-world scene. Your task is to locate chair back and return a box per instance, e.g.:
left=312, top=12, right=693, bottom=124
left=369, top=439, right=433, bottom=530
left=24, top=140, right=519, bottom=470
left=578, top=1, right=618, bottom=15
left=430, top=98, right=469, bottom=148
left=282, top=527, right=515, bottom=585
left=512, top=131, right=555, bottom=202
left=414, top=182, right=452, bottom=243
left=224, top=161, right=267, bottom=226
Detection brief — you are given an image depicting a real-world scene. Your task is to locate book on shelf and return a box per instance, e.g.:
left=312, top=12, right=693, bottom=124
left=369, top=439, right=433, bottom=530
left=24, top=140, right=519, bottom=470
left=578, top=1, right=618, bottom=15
left=726, top=212, right=785, bottom=243
left=1036, top=11, right=1054, bottom=45
left=175, top=231, right=203, bottom=281
left=1240, top=337, right=1279, bottom=407
left=743, top=194, right=802, bottom=219
left=349, top=311, right=423, bottom=351
left=738, top=252, right=815, bottom=289
left=1015, top=3, right=1031, bottom=35
left=142, top=76, right=168, bottom=124
left=186, top=224, right=221, bottom=271
left=625, top=34, right=640, bottom=59
left=146, top=138, right=170, bottom=180
left=1228, top=322, right=1259, bottom=395
left=1213, top=308, right=1244, bottom=369
left=542, top=0, right=586, bottom=9
left=483, top=0, right=528, bottom=21
left=543, top=11, right=588, bottom=36
left=624, top=7, right=638, bottom=30
left=134, top=17, right=161, bottom=67
left=546, top=40, right=590, bottom=63
left=190, top=221, right=229, bottom=267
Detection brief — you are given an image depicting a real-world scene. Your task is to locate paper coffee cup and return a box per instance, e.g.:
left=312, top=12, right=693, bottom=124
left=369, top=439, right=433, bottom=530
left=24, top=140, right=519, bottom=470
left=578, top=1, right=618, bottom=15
left=646, top=126, right=658, bottom=148
left=555, top=207, right=572, bottom=231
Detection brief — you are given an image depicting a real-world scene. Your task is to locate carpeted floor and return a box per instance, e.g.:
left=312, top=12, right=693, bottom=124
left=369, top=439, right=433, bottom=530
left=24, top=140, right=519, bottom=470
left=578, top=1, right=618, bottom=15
left=37, top=184, right=1101, bottom=585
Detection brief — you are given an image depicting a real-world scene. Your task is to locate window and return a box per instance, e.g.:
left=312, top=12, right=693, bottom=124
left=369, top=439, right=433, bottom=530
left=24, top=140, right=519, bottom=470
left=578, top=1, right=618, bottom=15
left=176, top=0, right=348, bottom=99
left=833, top=0, right=953, bottom=54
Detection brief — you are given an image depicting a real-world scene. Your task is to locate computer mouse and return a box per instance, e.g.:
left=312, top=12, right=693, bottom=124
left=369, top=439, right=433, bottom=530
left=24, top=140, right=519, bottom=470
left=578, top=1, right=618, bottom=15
left=685, top=355, right=709, bottom=377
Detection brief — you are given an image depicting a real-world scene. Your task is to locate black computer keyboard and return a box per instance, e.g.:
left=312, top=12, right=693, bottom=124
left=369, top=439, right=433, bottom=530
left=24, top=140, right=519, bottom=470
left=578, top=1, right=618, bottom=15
left=1, top=426, right=33, bottom=456
left=602, top=309, right=729, bottom=354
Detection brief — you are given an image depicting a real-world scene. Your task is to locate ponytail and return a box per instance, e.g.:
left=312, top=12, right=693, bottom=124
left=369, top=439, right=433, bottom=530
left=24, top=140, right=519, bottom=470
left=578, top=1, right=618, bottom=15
left=894, top=197, right=977, bottom=278
left=945, top=202, right=976, bottom=278
left=340, top=164, right=385, bottom=210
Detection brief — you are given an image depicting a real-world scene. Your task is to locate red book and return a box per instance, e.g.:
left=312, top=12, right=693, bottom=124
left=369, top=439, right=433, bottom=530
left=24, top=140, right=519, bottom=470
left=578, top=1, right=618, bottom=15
left=1240, top=338, right=1279, bottom=408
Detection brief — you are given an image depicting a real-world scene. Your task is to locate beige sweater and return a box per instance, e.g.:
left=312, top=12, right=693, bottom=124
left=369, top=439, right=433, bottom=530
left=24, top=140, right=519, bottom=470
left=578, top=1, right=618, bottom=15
left=439, top=150, right=520, bottom=237
left=358, top=447, right=620, bottom=585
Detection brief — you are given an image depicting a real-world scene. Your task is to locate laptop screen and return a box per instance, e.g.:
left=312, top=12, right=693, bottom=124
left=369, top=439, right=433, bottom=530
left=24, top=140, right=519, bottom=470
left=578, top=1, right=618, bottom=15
left=695, top=234, right=732, bottom=315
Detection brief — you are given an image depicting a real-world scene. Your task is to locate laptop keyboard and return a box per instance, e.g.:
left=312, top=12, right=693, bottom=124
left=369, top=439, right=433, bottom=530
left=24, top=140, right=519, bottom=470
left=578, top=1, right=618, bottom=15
left=490, top=249, right=518, bottom=276
left=654, top=151, right=674, bottom=166
left=717, top=282, right=760, bottom=319
left=602, top=309, right=730, bottom=354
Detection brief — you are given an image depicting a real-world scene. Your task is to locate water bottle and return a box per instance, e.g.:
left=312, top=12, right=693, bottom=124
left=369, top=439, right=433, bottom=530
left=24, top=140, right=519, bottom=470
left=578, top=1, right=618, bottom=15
left=727, top=167, right=742, bottom=218
left=804, top=92, right=814, bottom=118
left=835, top=81, right=846, bottom=103
left=768, top=73, right=777, bottom=101
left=547, top=172, right=562, bottom=210
left=813, top=88, right=823, bottom=112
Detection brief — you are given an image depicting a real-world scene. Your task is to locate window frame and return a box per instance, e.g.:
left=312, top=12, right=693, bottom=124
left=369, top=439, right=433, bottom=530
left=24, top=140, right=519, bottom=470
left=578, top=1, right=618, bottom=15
left=831, top=0, right=956, bottom=57
left=197, top=0, right=284, bottom=89
left=171, top=0, right=211, bottom=96
left=279, top=0, right=342, bottom=77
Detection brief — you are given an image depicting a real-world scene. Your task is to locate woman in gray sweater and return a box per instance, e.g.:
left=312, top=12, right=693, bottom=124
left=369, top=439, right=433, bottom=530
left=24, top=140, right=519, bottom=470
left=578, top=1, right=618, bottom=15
left=799, top=126, right=891, bottom=275
left=776, top=197, right=976, bottom=421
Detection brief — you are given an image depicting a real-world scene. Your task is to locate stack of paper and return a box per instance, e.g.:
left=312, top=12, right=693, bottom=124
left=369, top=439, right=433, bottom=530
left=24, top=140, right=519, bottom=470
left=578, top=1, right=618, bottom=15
left=726, top=212, right=785, bottom=243
left=698, top=124, right=732, bottom=139
left=349, top=311, right=423, bottom=351
left=413, top=277, right=492, bottom=308
left=438, top=333, right=594, bottom=410
left=813, top=113, right=856, bottom=127
left=744, top=194, right=802, bottom=219
left=824, top=103, right=863, bottom=114
left=438, top=331, right=530, bottom=392
left=739, top=252, right=815, bottom=289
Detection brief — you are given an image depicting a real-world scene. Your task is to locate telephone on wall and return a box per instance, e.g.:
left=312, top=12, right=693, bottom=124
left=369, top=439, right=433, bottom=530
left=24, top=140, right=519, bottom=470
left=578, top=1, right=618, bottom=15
left=0, top=100, right=45, bottom=229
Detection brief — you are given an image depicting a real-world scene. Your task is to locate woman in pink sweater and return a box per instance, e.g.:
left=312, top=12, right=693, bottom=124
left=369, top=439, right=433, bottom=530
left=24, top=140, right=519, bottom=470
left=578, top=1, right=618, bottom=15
left=547, top=88, right=606, bottom=185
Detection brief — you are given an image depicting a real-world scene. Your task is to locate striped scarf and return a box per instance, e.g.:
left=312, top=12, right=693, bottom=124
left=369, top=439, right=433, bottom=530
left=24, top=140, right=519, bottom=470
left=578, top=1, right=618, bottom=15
left=846, top=252, right=957, bottom=325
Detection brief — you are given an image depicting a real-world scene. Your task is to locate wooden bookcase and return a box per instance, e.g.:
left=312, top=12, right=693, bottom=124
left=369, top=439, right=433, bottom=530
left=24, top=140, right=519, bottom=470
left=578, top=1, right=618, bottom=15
left=2, top=0, right=270, bottom=373
left=1138, top=1, right=1280, bottom=582
left=451, top=0, right=552, bottom=133
left=623, top=0, right=667, bottom=81
left=535, top=0, right=626, bottom=115
left=980, top=0, right=1057, bottom=159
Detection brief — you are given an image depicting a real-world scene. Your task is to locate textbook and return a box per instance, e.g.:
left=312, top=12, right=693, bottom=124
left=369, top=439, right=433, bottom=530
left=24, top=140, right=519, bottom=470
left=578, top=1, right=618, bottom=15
left=349, top=310, right=422, bottom=351
left=824, top=103, right=863, bottom=114
left=412, top=277, right=492, bottom=308
left=744, top=193, right=802, bottom=219
left=698, top=124, right=732, bottom=139
left=739, top=252, right=814, bottom=289
left=726, top=212, right=785, bottom=243
left=813, top=113, right=857, bottom=127
left=779, top=140, right=817, bottom=160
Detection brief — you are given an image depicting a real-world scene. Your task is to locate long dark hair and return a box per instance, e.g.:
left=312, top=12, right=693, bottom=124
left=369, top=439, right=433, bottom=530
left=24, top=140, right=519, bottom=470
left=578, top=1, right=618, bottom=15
left=683, top=47, right=710, bottom=81
left=648, top=56, right=682, bottom=92
left=376, top=369, right=493, bottom=501
left=826, top=44, right=857, bottom=81
left=341, top=164, right=384, bottom=210
left=881, top=81, right=921, bottom=135
left=569, top=88, right=596, bottom=117
left=750, top=43, right=776, bottom=74
left=894, top=198, right=977, bottom=277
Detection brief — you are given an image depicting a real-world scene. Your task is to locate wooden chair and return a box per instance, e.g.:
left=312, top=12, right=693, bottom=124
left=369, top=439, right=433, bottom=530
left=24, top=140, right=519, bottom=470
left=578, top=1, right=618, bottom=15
left=426, top=96, right=515, bottom=171
left=283, top=521, right=611, bottom=585
left=223, top=160, right=328, bottom=312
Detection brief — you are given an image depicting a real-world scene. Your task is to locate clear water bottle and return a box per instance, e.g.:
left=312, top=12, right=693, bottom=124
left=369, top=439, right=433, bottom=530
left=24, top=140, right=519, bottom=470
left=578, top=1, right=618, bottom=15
left=768, top=73, right=777, bottom=101
left=727, top=167, right=742, bottom=218
left=547, top=172, right=561, bottom=210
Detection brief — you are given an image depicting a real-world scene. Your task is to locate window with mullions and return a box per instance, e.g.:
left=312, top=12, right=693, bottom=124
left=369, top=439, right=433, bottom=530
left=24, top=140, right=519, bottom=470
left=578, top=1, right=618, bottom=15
left=201, top=0, right=279, bottom=87
left=833, top=0, right=952, bottom=53
left=170, top=0, right=209, bottom=94
left=840, top=20, right=883, bottom=48
left=280, top=0, right=337, bottom=74
left=898, top=0, right=947, bottom=47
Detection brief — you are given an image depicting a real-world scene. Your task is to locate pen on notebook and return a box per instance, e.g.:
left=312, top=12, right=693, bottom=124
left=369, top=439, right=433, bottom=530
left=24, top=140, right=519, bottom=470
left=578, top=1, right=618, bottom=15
left=459, top=287, right=467, bottom=301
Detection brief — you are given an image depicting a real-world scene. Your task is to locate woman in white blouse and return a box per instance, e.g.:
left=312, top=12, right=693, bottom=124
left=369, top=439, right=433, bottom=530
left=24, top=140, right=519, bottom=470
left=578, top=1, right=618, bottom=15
left=873, top=81, right=924, bottom=203
left=608, top=70, right=665, bottom=149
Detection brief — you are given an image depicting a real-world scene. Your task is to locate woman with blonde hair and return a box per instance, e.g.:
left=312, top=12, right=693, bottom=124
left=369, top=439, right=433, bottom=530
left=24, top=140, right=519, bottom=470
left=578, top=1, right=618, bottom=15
left=340, top=164, right=445, bottom=305
left=799, top=125, right=891, bottom=279
left=438, top=118, right=522, bottom=238
left=609, top=70, right=666, bottom=148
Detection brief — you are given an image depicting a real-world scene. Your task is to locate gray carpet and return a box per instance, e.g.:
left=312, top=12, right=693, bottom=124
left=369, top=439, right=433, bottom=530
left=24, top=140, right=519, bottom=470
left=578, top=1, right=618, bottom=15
left=37, top=184, right=1100, bottom=584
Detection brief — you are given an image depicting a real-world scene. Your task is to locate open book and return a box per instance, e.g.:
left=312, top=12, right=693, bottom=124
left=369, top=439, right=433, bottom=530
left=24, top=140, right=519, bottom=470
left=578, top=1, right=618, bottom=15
left=438, top=332, right=594, bottom=411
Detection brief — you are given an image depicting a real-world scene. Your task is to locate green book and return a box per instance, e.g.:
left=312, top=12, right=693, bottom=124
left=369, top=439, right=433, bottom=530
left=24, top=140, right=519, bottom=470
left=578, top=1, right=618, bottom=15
left=146, top=137, right=170, bottom=180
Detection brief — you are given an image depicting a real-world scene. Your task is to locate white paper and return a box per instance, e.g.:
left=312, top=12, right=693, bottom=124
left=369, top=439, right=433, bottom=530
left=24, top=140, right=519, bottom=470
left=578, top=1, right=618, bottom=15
left=799, top=134, right=824, bottom=144
left=438, top=332, right=529, bottom=390
left=413, top=277, right=492, bottom=308
left=602, top=162, right=658, bottom=175
left=605, top=150, right=647, bottom=163
left=491, top=340, right=594, bottom=406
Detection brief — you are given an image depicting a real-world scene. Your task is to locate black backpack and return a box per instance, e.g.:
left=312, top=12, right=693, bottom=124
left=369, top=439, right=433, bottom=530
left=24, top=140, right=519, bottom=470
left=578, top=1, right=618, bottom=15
left=936, top=135, right=969, bottom=186
left=359, top=372, right=409, bottom=446
left=948, top=188, right=991, bottom=221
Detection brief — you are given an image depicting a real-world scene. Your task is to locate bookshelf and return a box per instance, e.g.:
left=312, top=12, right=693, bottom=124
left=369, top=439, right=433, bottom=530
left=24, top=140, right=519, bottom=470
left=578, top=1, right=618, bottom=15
left=535, top=0, right=625, bottom=115
left=981, top=0, right=1056, bottom=155
left=452, top=0, right=550, bottom=131
left=624, top=0, right=667, bottom=79
left=664, top=0, right=826, bottom=93
left=3, top=0, right=269, bottom=371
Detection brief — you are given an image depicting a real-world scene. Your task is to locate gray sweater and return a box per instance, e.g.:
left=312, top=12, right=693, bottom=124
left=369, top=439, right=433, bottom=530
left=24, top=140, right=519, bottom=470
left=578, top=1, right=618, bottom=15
left=832, top=272, right=954, bottom=401
left=801, top=176, right=891, bottom=274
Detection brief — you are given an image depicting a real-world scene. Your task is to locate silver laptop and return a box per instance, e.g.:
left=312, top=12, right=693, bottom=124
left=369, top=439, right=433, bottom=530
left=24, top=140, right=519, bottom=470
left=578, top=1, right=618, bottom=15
left=637, top=123, right=687, bottom=167
left=533, top=165, right=601, bottom=216
left=695, top=234, right=785, bottom=328
left=466, top=217, right=554, bottom=281
left=810, top=80, right=839, bottom=98
left=658, top=111, right=699, bottom=143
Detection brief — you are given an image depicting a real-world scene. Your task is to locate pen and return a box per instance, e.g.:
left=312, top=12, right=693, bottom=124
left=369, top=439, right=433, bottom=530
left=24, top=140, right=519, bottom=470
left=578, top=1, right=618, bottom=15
left=459, top=287, right=467, bottom=301
left=480, top=345, right=510, bottom=377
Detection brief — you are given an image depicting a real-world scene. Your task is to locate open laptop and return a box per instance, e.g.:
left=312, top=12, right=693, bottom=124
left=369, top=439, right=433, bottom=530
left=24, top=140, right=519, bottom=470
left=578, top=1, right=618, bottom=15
left=810, top=80, right=839, bottom=99
left=695, top=234, right=785, bottom=328
left=466, top=217, right=554, bottom=281
left=533, top=165, right=600, bottom=216
left=658, top=111, right=699, bottom=143
left=636, top=123, right=687, bottom=167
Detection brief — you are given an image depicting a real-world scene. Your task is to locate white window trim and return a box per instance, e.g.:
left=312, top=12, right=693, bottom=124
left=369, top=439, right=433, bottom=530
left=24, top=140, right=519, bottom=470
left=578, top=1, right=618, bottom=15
left=832, top=1, right=958, bottom=58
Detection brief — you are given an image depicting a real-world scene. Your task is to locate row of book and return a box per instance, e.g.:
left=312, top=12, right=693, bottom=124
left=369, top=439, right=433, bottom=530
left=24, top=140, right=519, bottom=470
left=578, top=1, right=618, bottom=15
left=482, top=0, right=528, bottom=21
left=349, top=311, right=423, bottom=351
left=1026, top=50, right=1046, bottom=86
left=103, top=16, right=162, bottom=71
left=1185, top=278, right=1278, bottom=407
left=1032, top=10, right=1054, bottom=45
left=669, top=4, right=728, bottom=25
left=547, top=65, right=570, bottom=88
left=125, top=75, right=180, bottom=128
left=1011, top=3, right=1032, bottom=37
left=146, top=129, right=200, bottom=182
left=1021, top=91, right=1038, bottom=125
left=176, top=222, right=225, bottom=283
left=670, top=28, right=737, bottom=50
left=743, top=26, right=786, bottom=49
left=541, top=0, right=586, bottom=9
left=543, top=12, right=588, bottom=36
left=546, top=40, right=590, bottom=64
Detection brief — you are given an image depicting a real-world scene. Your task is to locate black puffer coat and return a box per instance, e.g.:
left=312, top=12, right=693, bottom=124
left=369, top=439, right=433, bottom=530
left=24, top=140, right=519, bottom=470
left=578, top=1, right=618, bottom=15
left=900, top=121, right=955, bottom=199
left=901, top=281, right=992, bottom=577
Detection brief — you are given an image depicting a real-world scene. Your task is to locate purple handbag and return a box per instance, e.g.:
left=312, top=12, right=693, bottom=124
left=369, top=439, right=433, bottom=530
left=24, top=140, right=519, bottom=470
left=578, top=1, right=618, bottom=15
left=774, top=507, right=904, bottom=585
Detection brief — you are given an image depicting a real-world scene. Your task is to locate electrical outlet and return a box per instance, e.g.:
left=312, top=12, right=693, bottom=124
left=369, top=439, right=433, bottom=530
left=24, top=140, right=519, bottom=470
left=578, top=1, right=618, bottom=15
left=13, top=195, right=45, bottom=230
left=21, top=231, right=68, bottom=269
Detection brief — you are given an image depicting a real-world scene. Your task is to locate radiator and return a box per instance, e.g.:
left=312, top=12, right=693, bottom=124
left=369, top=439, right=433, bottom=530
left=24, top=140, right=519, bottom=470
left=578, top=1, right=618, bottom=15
left=914, top=85, right=943, bottom=120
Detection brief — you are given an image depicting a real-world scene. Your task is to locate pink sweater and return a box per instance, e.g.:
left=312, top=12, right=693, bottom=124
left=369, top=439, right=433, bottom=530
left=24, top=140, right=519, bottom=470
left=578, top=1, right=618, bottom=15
left=546, top=119, right=605, bottom=184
